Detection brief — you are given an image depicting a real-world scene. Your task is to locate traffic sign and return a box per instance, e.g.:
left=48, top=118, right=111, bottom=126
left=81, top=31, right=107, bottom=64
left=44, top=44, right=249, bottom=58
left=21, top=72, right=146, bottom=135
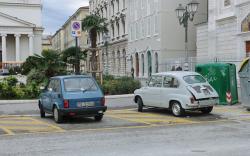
left=71, top=21, right=82, bottom=37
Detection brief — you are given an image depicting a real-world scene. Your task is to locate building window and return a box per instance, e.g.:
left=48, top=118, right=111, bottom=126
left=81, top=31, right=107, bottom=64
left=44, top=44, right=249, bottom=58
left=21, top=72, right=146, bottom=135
left=117, top=23, right=120, bottom=37
left=147, top=18, right=151, bottom=36
left=112, top=25, right=115, bottom=38
left=122, top=20, right=126, bottom=35
left=154, top=14, right=159, bottom=34
left=141, top=54, right=145, bottom=76
left=224, top=0, right=231, bottom=7
left=135, top=53, right=139, bottom=77
left=117, top=51, right=120, bottom=74
left=242, top=14, right=250, bottom=32
left=123, top=0, right=125, bottom=9
left=123, top=49, right=126, bottom=72
left=112, top=2, right=115, bottom=15
left=155, top=53, right=159, bottom=73
left=112, top=51, right=116, bottom=73
left=117, top=0, right=120, bottom=12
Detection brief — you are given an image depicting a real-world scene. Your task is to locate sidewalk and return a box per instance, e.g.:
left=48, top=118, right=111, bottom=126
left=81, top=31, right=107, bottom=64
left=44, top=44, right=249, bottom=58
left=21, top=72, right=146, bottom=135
left=0, top=94, right=134, bottom=105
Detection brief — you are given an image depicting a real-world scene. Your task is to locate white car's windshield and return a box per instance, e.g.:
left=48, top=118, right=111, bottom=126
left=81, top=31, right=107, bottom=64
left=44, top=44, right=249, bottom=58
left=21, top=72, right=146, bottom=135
left=183, top=75, right=206, bottom=84
left=64, top=77, right=98, bottom=92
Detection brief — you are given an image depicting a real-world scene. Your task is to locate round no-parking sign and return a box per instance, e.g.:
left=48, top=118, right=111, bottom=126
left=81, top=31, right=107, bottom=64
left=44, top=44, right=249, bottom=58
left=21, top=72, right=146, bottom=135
left=71, top=21, right=82, bottom=37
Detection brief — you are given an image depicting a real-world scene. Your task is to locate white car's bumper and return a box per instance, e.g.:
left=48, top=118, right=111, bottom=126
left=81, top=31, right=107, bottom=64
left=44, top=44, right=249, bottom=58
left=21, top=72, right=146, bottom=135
left=186, top=98, right=219, bottom=109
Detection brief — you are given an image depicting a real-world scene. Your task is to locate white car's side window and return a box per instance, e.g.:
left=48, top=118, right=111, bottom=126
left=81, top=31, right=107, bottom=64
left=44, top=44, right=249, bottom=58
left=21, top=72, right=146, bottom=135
left=148, top=76, right=162, bottom=87
left=163, top=76, right=179, bottom=88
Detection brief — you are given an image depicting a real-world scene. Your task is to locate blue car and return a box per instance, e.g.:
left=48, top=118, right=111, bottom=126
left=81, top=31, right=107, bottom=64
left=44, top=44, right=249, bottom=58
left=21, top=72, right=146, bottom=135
left=38, top=75, right=107, bottom=123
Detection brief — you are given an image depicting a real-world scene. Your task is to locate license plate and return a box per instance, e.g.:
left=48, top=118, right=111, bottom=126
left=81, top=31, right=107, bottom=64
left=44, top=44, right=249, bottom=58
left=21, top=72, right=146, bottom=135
left=77, top=102, right=95, bottom=107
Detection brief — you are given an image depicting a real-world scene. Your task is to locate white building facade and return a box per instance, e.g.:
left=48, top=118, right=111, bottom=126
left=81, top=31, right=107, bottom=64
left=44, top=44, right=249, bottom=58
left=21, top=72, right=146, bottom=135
left=0, top=0, right=43, bottom=69
left=197, top=0, right=250, bottom=68
left=127, top=0, right=208, bottom=79
left=89, top=0, right=128, bottom=76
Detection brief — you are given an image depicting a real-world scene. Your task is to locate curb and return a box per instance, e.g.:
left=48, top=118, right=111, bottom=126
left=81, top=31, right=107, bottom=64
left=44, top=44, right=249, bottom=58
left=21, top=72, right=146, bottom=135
left=105, top=94, right=134, bottom=99
left=0, top=94, right=134, bottom=105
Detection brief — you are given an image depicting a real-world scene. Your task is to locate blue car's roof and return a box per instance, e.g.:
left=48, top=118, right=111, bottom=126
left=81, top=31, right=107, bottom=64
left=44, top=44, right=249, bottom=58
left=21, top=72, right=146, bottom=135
left=51, top=75, right=92, bottom=79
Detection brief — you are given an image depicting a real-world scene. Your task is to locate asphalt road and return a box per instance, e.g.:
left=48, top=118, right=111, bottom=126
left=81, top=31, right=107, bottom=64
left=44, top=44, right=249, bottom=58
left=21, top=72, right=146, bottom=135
left=1, top=98, right=250, bottom=156
left=0, top=120, right=250, bottom=156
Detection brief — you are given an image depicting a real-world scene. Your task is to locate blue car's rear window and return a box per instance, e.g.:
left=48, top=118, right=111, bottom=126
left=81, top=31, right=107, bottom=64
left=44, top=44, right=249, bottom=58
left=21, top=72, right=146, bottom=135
left=64, top=77, right=98, bottom=92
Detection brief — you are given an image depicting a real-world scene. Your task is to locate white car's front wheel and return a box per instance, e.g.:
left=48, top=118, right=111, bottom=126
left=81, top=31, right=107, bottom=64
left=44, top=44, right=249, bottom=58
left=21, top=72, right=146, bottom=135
left=171, top=102, right=184, bottom=117
left=137, top=97, right=144, bottom=112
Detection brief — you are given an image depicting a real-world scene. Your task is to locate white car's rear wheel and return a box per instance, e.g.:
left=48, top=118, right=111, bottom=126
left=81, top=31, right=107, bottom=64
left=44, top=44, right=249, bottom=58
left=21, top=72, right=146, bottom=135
left=171, top=102, right=184, bottom=117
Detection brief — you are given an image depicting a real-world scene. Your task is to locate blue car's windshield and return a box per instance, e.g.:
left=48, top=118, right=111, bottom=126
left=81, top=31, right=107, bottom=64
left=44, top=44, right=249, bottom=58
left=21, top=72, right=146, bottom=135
left=64, top=77, right=98, bottom=92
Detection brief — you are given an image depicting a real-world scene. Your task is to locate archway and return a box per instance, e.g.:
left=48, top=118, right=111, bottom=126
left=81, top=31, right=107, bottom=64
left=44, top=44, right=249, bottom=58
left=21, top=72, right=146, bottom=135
left=147, top=51, right=152, bottom=77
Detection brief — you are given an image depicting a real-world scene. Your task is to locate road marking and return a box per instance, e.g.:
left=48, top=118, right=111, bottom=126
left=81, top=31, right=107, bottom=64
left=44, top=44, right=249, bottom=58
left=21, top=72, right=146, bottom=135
left=107, top=110, right=195, bottom=126
left=0, top=127, right=14, bottom=135
left=0, top=116, right=65, bottom=135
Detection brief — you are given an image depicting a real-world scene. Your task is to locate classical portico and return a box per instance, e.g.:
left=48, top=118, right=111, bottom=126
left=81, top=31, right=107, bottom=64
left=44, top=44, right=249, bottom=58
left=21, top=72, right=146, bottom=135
left=0, top=0, right=43, bottom=69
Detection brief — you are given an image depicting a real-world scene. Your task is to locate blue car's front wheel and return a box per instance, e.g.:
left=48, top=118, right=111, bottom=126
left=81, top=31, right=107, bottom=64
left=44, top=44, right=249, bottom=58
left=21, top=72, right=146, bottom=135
left=39, top=102, right=45, bottom=118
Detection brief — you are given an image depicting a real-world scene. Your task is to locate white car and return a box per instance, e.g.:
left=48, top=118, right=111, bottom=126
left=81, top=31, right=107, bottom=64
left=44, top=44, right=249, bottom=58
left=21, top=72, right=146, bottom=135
left=134, top=72, right=219, bottom=116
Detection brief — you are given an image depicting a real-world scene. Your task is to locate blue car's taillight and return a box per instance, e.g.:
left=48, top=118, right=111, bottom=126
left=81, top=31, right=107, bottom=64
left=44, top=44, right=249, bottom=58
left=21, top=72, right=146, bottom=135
left=101, top=97, right=105, bottom=106
left=64, top=100, right=69, bottom=108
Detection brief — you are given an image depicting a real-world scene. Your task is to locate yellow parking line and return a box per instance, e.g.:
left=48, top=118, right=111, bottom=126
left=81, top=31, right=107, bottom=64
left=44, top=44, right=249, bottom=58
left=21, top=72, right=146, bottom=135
left=0, top=120, right=44, bottom=125
left=107, top=114, right=154, bottom=125
left=28, top=118, right=65, bottom=132
left=0, top=127, right=15, bottom=135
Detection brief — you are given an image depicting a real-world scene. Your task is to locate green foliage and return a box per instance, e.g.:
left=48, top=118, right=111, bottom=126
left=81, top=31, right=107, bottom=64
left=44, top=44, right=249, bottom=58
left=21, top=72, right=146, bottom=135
left=61, top=46, right=87, bottom=74
left=0, top=76, right=40, bottom=99
left=100, top=76, right=141, bottom=95
left=21, top=49, right=67, bottom=78
left=82, top=15, right=108, bottom=34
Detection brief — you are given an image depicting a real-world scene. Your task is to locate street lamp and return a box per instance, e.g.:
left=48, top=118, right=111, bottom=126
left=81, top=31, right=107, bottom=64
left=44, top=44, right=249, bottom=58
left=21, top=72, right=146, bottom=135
left=175, top=0, right=199, bottom=71
left=102, top=33, right=110, bottom=75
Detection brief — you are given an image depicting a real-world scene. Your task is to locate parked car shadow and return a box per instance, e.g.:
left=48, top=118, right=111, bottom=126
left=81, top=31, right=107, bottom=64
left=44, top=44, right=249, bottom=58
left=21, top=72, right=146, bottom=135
left=44, top=115, right=100, bottom=124
left=142, top=107, right=225, bottom=121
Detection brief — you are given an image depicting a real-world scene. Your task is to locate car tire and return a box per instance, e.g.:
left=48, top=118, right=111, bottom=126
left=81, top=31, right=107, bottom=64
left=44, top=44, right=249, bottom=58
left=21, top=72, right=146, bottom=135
left=94, top=114, right=103, bottom=121
left=137, top=97, right=144, bottom=112
left=39, top=103, right=45, bottom=118
left=201, top=107, right=213, bottom=114
left=53, top=107, right=63, bottom=123
left=171, top=101, right=185, bottom=117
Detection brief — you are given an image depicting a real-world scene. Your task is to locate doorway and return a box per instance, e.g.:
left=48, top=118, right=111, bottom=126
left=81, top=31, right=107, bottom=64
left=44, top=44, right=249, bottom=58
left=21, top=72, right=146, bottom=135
left=246, top=41, right=250, bottom=57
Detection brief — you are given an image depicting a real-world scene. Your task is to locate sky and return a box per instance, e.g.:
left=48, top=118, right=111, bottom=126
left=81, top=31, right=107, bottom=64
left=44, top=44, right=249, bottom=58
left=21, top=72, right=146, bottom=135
left=43, top=0, right=89, bottom=35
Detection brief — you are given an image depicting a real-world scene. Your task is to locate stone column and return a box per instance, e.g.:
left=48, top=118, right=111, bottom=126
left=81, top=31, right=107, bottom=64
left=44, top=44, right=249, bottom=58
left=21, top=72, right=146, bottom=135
left=15, top=34, right=21, bottom=62
left=1, top=34, right=7, bottom=62
left=28, top=34, right=34, bottom=56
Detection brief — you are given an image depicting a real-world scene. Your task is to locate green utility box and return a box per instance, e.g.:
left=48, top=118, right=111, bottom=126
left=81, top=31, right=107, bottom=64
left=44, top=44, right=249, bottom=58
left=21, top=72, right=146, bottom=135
left=195, top=63, right=238, bottom=105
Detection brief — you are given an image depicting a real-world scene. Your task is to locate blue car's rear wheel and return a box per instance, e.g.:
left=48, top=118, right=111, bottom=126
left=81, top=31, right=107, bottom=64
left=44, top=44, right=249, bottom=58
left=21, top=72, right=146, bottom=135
left=94, top=114, right=103, bottom=121
left=53, top=107, right=63, bottom=123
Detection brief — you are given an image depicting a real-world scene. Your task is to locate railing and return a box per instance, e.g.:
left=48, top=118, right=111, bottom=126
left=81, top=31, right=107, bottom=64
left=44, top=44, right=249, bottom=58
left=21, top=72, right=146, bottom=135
left=1, top=61, right=23, bottom=69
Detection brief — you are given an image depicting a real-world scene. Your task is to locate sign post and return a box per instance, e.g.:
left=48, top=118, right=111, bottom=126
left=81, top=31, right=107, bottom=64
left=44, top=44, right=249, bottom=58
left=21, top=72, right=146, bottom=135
left=71, top=21, right=82, bottom=75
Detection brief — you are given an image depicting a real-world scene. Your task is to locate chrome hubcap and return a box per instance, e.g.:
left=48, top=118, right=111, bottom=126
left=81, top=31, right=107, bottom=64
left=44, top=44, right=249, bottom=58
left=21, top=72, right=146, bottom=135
left=172, top=103, right=181, bottom=116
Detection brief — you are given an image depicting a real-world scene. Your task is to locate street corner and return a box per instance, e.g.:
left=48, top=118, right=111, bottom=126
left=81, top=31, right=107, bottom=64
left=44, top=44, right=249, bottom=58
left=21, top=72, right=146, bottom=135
left=0, top=116, right=65, bottom=136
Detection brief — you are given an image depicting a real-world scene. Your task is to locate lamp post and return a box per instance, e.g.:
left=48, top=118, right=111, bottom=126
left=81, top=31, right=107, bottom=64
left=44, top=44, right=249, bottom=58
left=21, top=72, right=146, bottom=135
left=103, top=33, right=110, bottom=75
left=175, top=0, right=199, bottom=71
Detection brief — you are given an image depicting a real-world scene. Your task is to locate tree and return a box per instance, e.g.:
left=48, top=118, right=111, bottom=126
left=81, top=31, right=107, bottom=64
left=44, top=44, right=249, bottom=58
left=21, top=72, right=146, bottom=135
left=82, top=14, right=108, bottom=78
left=61, top=47, right=87, bottom=74
left=21, top=49, right=66, bottom=78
